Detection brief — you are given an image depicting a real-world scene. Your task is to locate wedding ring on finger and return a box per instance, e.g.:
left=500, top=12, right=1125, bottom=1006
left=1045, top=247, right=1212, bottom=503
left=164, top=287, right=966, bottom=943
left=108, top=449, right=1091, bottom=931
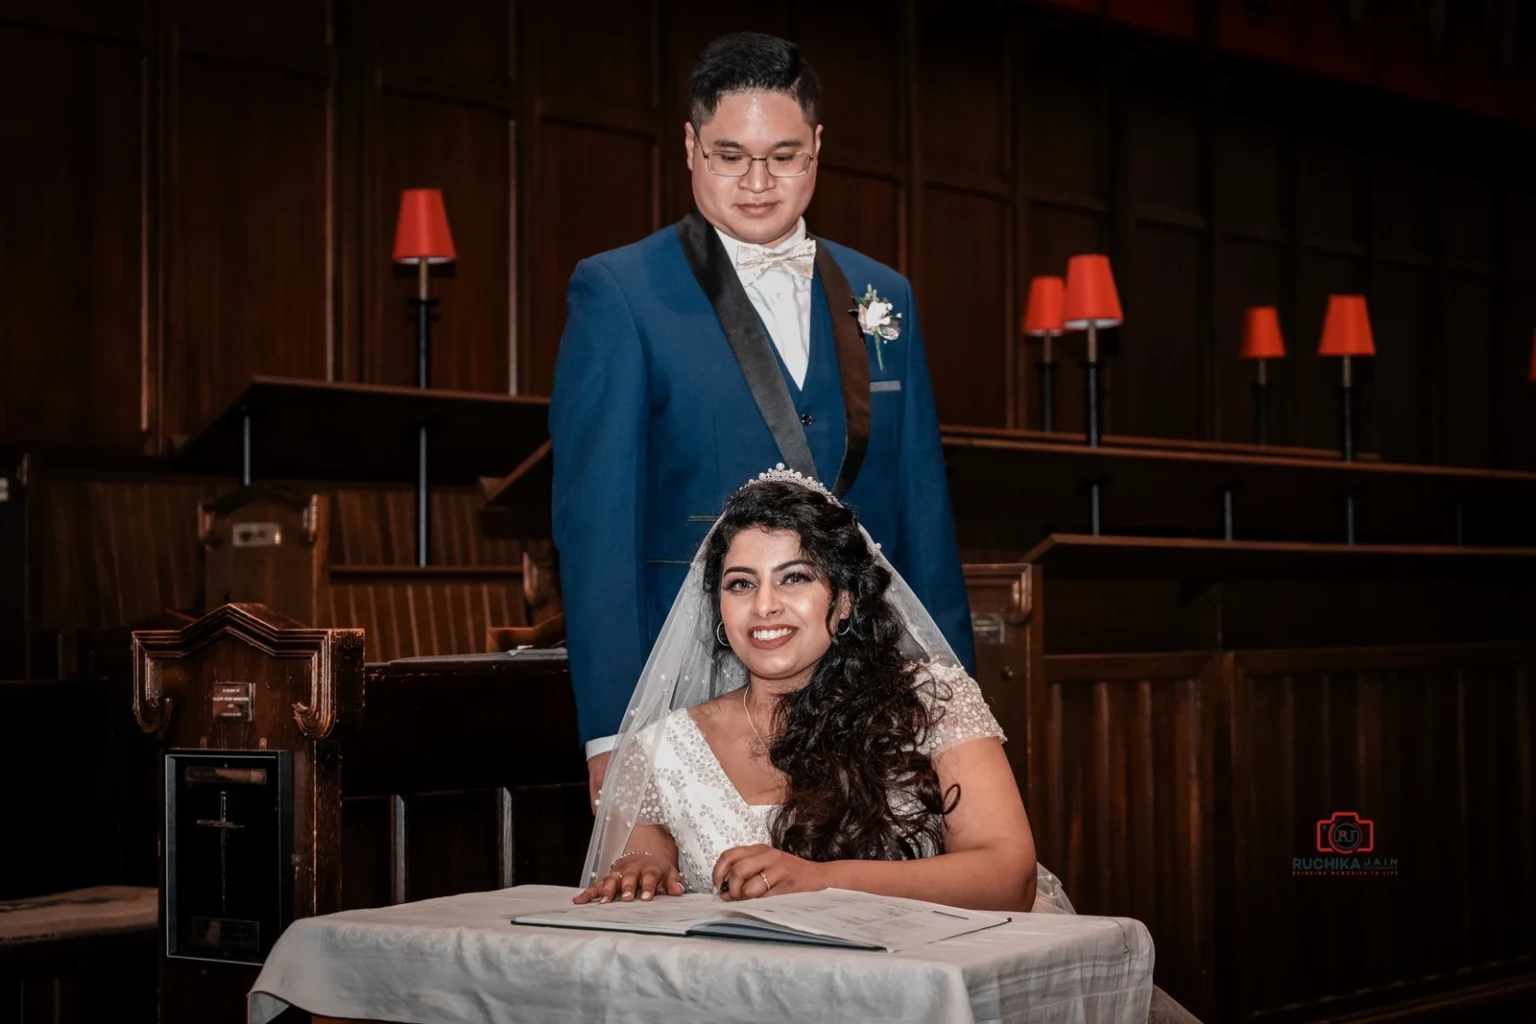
left=759, top=871, right=773, bottom=890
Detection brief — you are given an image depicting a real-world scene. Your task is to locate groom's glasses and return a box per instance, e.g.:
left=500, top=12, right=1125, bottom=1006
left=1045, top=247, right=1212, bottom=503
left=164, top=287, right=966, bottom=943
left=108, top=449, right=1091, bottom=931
left=700, top=149, right=815, bottom=178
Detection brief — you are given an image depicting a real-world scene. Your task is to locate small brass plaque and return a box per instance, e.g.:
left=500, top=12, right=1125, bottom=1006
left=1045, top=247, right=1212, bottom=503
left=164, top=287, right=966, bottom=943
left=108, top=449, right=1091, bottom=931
left=971, top=612, right=1007, bottom=646
left=190, top=915, right=261, bottom=955
left=212, top=682, right=253, bottom=722
left=232, top=522, right=282, bottom=547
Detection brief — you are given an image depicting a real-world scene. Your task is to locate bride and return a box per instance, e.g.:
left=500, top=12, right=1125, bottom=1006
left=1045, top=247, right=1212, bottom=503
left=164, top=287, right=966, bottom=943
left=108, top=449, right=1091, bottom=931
left=574, top=467, right=1071, bottom=914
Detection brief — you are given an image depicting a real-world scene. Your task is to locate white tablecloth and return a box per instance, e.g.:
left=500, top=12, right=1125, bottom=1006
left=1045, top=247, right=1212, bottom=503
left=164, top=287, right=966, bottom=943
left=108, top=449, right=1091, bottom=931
left=249, top=885, right=1154, bottom=1024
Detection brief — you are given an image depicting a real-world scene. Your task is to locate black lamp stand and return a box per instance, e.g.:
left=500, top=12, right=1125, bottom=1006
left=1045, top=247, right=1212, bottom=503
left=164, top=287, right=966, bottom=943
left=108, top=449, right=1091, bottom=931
left=1037, top=333, right=1058, bottom=433
left=407, top=261, right=437, bottom=567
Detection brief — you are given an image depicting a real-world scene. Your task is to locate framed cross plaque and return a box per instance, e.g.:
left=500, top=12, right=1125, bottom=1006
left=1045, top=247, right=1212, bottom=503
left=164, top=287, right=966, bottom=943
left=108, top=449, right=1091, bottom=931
left=165, top=750, right=292, bottom=964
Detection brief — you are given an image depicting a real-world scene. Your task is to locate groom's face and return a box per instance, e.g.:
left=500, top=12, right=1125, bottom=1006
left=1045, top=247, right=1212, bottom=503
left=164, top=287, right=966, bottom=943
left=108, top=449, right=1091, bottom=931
left=686, top=90, right=822, bottom=248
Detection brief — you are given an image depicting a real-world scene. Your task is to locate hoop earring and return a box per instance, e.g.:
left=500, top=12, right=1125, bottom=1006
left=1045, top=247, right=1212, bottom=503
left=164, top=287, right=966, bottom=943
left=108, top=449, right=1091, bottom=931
left=716, top=621, right=729, bottom=647
left=836, top=618, right=852, bottom=637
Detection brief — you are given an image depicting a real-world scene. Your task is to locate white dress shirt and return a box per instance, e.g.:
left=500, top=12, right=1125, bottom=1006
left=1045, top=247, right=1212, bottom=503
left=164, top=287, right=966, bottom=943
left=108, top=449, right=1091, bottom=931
left=585, top=220, right=817, bottom=762
left=713, top=218, right=815, bottom=389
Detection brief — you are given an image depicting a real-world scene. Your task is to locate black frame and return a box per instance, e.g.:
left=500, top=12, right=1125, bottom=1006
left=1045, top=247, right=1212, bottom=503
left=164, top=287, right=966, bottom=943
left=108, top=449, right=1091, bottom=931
left=163, top=749, right=292, bottom=965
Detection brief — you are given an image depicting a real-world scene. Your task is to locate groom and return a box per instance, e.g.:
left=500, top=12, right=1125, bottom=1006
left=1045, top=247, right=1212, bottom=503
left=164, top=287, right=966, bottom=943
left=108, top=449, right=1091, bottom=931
left=550, top=32, right=975, bottom=807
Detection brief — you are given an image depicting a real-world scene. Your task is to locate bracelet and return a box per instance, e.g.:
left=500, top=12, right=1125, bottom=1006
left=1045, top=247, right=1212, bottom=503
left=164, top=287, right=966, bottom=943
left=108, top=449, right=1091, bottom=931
left=609, top=850, right=652, bottom=870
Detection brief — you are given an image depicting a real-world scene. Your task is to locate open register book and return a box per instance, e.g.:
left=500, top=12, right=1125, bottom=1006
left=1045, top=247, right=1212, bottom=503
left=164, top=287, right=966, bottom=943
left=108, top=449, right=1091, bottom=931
left=512, top=888, right=1010, bottom=954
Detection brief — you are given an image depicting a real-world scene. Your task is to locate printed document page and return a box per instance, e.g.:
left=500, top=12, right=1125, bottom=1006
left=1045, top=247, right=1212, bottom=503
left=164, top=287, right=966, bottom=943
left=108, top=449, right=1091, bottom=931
left=514, top=889, right=1009, bottom=953
left=723, top=889, right=1009, bottom=952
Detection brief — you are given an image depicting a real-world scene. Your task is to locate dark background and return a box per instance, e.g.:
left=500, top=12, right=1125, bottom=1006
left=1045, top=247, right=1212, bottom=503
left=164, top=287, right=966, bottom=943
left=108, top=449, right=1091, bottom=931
left=2, top=0, right=1533, bottom=467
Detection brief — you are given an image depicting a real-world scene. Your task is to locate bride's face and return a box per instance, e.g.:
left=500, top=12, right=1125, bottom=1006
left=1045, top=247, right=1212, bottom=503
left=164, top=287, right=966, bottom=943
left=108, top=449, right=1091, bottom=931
left=718, top=526, right=848, bottom=690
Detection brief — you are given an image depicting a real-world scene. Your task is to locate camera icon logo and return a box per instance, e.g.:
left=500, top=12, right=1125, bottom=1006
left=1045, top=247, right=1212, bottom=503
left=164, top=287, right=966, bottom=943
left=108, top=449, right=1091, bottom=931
left=1316, top=811, right=1374, bottom=854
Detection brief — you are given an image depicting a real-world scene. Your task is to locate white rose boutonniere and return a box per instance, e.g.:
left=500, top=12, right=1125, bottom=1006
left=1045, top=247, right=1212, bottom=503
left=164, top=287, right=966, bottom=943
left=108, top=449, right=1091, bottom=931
left=852, top=284, right=902, bottom=371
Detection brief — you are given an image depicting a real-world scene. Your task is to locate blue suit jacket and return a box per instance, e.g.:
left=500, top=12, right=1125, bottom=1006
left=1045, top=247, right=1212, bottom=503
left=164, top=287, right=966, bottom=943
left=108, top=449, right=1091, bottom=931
left=550, top=221, right=976, bottom=748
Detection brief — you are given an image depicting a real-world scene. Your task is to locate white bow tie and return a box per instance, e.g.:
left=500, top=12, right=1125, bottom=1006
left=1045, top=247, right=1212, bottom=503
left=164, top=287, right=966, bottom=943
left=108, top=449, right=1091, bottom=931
left=734, top=237, right=817, bottom=284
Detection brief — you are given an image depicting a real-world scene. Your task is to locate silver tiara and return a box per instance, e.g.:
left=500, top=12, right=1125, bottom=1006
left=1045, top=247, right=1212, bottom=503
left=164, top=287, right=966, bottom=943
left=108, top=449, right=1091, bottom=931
left=745, top=463, right=840, bottom=504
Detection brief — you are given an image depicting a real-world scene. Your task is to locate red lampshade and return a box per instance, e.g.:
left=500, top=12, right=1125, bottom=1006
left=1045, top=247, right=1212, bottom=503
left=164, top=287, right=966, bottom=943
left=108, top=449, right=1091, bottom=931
left=1061, top=254, right=1123, bottom=330
left=1240, top=306, right=1286, bottom=360
left=1022, top=276, right=1065, bottom=337
left=392, top=189, right=456, bottom=264
left=1317, top=295, right=1374, bottom=357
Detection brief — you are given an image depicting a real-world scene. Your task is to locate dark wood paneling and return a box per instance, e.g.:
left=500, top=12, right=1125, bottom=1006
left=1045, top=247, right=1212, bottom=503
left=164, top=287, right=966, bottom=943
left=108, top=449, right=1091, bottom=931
left=919, top=187, right=1008, bottom=428
left=339, top=794, right=394, bottom=910
left=1296, top=130, right=1363, bottom=250
left=1128, top=63, right=1199, bottom=216
left=1228, top=646, right=1536, bottom=1022
left=532, top=0, right=652, bottom=109
left=1043, top=653, right=1217, bottom=1021
left=1215, top=103, right=1282, bottom=232
left=1125, top=224, right=1202, bottom=439
left=806, top=169, right=900, bottom=270
left=1498, top=287, right=1536, bottom=472
left=0, top=0, right=147, bottom=41
left=374, top=94, right=513, bottom=392
left=40, top=477, right=217, bottom=640
left=792, top=0, right=900, bottom=171
left=327, top=578, right=522, bottom=661
left=915, top=0, right=1007, bottom=188
left=32, top=476, right=523, bottom=665
left=1020, top=27, right=1101, bottom=201
left=327, top=486, right=527, bottom=659
left=527, top=122, right=654, bottom=397
left=330, top=486, right=520, bottom=565
left=405, top=789, right=502, bottom=901
left=166, top=57, right=329, bottom=441
left=176, top=0, right=329, bottom=71
left=1441, top=172, right=1494, bottom=274
left=1370, top=262, right=1433, bottom=464
left=0, top=28, right=144, bottom=446
left=1509, top=188, right=1536, bottom=284
left=1440, top=276, right=1494, bottom=467
left=376, top=0, right=511, bottom=92
left=1370, top=153, right=1432, bottom=262
left=508, top=784, right=590, bottom=886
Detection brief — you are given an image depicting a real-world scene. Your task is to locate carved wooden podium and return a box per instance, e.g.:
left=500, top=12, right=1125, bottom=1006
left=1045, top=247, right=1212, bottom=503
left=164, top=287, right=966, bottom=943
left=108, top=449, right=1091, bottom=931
left=133, top=604, right=361, bottom=1021
left=133, top=603, right=588, bottom=1023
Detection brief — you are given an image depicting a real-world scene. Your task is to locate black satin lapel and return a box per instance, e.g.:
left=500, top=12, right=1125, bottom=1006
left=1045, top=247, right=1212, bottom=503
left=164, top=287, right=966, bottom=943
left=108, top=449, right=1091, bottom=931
left=813, top=243, right=871, bottom=498
left=675, top=209, right=819, bottom=482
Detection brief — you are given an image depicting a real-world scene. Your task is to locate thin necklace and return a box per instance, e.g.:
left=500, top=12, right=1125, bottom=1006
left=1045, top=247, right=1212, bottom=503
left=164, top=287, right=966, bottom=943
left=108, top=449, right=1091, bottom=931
left=741, top=685, right=767, bottom=749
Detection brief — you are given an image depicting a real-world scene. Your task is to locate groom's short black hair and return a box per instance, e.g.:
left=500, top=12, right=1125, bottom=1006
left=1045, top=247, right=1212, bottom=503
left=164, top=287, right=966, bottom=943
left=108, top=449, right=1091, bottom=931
left=690, top=32, right=820, bottom=127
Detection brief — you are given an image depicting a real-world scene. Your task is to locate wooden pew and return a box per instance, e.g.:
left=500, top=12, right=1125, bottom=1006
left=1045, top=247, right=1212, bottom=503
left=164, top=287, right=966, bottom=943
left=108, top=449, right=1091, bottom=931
left=131, top=604, right=588, bottom=1024
left=0, top=677, right=159, bottom=1024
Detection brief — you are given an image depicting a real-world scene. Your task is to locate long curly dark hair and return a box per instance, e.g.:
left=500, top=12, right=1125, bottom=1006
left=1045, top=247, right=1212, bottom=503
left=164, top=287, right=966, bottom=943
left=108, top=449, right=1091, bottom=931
left=701, top=479, right=958, bottom=862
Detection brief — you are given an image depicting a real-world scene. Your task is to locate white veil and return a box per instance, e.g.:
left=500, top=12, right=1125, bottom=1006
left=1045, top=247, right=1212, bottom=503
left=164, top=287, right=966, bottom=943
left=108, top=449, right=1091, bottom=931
left=580, top=466, right=962, bottom=884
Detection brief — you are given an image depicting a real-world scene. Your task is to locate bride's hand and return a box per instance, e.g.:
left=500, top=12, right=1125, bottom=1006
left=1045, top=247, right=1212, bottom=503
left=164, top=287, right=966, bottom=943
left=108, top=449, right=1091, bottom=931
left=572, top=853, right=684, bottom=904
left=713, top=845, right=829, bottom=901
